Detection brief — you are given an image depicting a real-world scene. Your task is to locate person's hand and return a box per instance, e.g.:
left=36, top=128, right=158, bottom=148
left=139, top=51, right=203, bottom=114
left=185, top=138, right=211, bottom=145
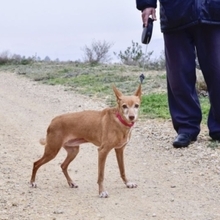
left=142, top=7, right=157, bottom=26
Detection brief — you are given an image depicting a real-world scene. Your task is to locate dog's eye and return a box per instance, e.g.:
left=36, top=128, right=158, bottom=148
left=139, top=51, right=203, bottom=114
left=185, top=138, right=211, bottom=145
left=134, top=104, right=139, bottom=108
left=122, top=104, right=128, bottom=109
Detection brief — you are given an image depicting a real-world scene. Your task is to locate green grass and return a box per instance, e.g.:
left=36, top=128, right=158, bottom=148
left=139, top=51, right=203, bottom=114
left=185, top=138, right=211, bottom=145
left=200, top=96, right=210, bottom=121
left=141, top=93, right=210, bottom=122
left=141, top=93, right=169, bottom=119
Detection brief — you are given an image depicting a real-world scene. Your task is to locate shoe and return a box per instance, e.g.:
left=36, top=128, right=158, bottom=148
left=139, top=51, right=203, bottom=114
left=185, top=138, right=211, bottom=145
left=210, top=133, right=220, bottom=141
left=173, top=133, right=197, bottom=148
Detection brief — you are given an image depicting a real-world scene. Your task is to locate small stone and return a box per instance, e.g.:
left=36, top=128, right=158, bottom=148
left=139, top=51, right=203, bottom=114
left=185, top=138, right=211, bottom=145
left=53, top=210, right=64, bottom=214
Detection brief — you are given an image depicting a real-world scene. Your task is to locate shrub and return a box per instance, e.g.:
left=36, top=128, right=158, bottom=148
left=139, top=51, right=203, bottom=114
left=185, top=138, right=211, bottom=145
left=0, top=51, right=10, bottom=65
left=114, top=41, right=166, bottom=70
left=115, top=41, right=153, bottom=66
left=0, top=50, right=33, bottom=65
left=82, top=40, right=113, bottom=65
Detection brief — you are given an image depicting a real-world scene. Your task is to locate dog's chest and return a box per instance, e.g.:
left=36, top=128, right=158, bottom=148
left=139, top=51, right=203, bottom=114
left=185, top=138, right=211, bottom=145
left=114, top=129, right=132, bottom=149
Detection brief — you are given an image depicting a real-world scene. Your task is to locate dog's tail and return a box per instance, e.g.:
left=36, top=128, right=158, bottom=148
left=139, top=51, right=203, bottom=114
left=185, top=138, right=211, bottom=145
left=39, top=138, right=46, bottom=146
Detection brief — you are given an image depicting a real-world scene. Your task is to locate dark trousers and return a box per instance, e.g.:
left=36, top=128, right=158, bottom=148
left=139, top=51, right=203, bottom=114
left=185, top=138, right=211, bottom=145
left=163, top=24, right=220, bottom=138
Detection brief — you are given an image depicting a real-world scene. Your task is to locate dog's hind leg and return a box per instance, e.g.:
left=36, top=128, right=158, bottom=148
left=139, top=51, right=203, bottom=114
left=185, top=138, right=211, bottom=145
left=30, top=143, right=61, bottom=187
left=115, top=146, right=137, bottom=189
left=61, top=146, right=79, bottom=188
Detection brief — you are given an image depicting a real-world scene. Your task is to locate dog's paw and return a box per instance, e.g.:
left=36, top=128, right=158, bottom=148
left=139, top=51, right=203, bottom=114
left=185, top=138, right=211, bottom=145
left=99, top=191, right=109, bottom=198
left=30, top=182, right=37, bottom=188
left=69, top=182, right=78, bottom=188
left=126, top=182, right=137, bottom=188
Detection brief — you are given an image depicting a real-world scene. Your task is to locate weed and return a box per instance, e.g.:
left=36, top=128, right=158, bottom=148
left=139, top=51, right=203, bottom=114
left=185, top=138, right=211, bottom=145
left=207, top=141, right=220, bottom=149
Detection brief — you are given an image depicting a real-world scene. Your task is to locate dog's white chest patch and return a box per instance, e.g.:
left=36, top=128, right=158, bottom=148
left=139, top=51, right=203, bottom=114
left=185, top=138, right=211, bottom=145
left=114, top=129, right=132, bottom=149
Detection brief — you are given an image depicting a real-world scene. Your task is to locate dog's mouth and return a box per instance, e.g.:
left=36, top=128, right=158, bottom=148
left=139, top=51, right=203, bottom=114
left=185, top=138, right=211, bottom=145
left=116, top=113, right=135, bottom=127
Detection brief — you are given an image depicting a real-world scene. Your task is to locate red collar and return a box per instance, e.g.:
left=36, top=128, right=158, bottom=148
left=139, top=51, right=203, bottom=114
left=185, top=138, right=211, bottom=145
left=116, top=112, right=134, bottom=128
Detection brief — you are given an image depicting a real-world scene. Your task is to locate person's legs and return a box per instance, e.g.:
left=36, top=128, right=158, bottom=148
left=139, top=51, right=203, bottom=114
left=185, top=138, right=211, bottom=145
left=164, top=30, right=201, bottom=141
left=194, top=24, right=220, bottom=140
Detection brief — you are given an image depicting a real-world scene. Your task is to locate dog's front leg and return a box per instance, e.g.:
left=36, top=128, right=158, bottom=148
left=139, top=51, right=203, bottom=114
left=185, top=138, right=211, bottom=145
left=115, top=146, right=137, bottom=188
left=97, top=146, right=111, bottom=198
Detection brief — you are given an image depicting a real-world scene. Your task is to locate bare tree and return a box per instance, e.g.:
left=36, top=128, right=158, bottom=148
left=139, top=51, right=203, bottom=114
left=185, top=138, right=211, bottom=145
left=0, top=50, right=10, bottom=64
left=82, top=40, right=113, bottom=65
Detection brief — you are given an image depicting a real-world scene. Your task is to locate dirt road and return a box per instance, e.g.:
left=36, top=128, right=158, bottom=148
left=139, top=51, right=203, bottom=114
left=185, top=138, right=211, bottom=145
left=0, top=72, right=220, bottom=220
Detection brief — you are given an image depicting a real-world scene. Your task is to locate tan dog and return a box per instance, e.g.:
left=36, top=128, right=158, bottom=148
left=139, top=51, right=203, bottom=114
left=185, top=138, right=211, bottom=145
left=30, top=84, right=142, bottom=198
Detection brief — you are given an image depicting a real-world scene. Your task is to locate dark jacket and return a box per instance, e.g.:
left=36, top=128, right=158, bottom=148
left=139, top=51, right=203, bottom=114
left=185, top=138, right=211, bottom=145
left=136, top=0, right=220, bottom=33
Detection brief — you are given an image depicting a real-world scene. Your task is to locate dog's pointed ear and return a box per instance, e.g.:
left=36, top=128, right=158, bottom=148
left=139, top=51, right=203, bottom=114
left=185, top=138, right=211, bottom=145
left=112, top=85, right=123, bottom=100
left=134, top=84, right=142, bottom=98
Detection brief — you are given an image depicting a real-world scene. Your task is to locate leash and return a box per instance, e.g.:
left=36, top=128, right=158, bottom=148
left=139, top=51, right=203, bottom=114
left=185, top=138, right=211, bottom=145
left=139, top=44, right=148, bottom=84
left=139, top=17, right=154, bottom=84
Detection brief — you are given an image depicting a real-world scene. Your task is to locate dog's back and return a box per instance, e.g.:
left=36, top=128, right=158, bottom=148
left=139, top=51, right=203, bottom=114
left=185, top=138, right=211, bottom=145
left=46, top=107, right=123, bottom=147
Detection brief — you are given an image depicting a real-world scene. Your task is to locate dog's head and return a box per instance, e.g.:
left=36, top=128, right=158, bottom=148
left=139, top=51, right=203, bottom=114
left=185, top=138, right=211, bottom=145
left=113, top=84, right=142, bottom=125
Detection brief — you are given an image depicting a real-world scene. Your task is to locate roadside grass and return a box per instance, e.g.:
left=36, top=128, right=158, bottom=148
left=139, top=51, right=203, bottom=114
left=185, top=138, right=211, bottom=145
left=0, top=62, right=210, bottom=122
left=141, top=93, right=210, bottom=122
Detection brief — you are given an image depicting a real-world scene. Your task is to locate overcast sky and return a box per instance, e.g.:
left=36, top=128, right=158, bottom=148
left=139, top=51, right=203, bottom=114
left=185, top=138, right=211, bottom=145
left=1, top=0, right=163, bottom=61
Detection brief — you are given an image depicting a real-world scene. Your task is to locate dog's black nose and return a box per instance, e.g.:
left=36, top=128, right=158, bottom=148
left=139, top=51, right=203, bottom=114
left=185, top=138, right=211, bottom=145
left=129, top=116, right=135, bottom=121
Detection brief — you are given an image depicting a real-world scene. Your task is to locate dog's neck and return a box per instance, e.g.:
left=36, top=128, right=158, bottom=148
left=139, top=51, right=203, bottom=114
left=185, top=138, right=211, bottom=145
left=116, top=112, right=134, bottom=128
